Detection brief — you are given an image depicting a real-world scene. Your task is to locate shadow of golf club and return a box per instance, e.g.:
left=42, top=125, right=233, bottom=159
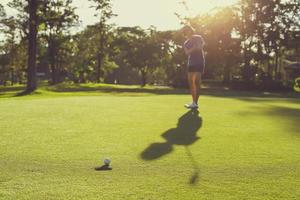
left=140, top=109, right=203, bottom=184
left=185, top=146, right=200, bottom=185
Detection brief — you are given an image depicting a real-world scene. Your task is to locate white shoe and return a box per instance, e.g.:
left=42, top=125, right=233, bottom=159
left=190, top=102, right=199, bottom=109
left=185, top=102, right=198, bottom=109
left=184, top=103, right=193, bottom=108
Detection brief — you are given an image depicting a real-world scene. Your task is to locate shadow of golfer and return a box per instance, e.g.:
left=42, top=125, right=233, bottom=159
left=140, top=109, right=202, bottom=184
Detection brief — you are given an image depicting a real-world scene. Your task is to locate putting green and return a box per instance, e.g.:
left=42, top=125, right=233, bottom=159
left=0, top=84, right=299, bottom=200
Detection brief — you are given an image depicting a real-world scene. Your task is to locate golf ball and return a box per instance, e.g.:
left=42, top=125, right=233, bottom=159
left=104, top=158, right=111, bottom=165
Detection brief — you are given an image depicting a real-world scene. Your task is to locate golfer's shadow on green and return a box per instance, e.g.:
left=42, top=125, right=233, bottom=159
left=140, top=109, right=202, bottom=184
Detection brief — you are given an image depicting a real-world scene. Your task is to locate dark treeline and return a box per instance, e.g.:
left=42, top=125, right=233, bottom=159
left=0, top=0, right=300, bottom=91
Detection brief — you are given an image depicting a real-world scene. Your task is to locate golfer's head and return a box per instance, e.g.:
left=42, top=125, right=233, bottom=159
left=180, top=25, right=195, bottom=38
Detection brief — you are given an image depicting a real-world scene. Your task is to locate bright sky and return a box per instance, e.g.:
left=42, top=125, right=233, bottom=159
left=1, top=0, right=237, bottom=37
left=75, top=0, right=238, bottom=31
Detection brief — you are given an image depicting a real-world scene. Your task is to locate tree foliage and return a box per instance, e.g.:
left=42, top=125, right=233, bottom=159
left=0, top=0, right=300, bottom=90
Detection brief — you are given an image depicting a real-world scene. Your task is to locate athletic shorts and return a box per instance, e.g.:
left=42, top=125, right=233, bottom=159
left=188, top=63, right=205, bottom=73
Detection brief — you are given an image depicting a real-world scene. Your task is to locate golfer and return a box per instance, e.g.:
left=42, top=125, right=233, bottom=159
left=181, top=25, right=205, bottom=109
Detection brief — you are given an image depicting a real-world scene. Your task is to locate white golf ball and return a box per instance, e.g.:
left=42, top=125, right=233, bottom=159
left=104, top=158, right=111, bottom=165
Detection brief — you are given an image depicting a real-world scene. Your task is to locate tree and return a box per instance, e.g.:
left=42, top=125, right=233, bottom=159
left=233, top=0, right=300, bottom=83
left=39, top=0, right=78, bottom=84
left=89, top=0, right=116, bottom=83
left=0, top=3, right=6, bottom=30
left=280, top=0, right=300, bottom=63
left=68, top=23, right=117, bottom=83
left=26, top=0, right=38, bottom=92
left=0, top=3, right=8, bottom=85
left=112, top=27, right=163, bottom=86
left=4, top=0, right=40, bottom=91
left=0, top=3, right=18, bottom=85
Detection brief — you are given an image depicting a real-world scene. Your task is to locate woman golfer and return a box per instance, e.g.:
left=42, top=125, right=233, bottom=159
left=181, top=25, right=205, bottom=109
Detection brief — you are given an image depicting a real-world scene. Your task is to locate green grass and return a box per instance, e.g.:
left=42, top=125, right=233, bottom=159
left=0, top=84, right=300, bottom=200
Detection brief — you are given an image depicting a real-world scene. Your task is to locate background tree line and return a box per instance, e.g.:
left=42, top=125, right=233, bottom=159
left=0, top=0, right=300, bottom=92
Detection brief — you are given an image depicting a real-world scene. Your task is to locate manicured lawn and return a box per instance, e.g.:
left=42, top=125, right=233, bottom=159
left=0, top=84, right=300, bottom=200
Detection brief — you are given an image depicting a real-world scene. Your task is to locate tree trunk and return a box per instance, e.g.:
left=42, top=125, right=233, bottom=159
left=243, top=48, right=251, bottom=81
left=96, top=29, right=105, bottom=83
left=49, top=36, right=58, bottom=85
left=26, top=0, right=38, bottom=92
left=79, top=71, right=85, bottom=83
left=267, top=57, right=272, bottom=80
left=18, top=73, right=22, bottom=84
left=275, top=47, right=280, bottom=81
left=50, top=62, right=57, bottom=84
left=96, top=53, right=102, bottom=83
left=141, top=69, right=147, bottom=87
left=10, top=68, right=14, bottom=86
left=223, top=60, right=231, bottom=84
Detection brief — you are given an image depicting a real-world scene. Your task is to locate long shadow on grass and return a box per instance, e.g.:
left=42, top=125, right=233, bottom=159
left=49, top=84, right=300, bottom=98
left=141, top=109, right=202, bottom=185
left=1, top=83, right=300, bottom=99
left=0, top=86, right=25, bottom=97
left=237, top=105, right=300, bottom=135
left=268, top=107, right=300, bottom=134
left=49, top=84, right=189, bottom=95
left=2, top=84, right=299, bottom=102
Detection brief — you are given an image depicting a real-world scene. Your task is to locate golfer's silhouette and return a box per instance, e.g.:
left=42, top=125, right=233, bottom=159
left=141, top=109, right=202, bottom=160
left=141, top=109, right=202, bottom=184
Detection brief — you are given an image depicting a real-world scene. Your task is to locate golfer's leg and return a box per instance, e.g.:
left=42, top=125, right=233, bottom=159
left=195, top=73, right=201, bottom=104
left=190, top=73, right=197, bottom=103
left=188, top=73, right=195, bottom=103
